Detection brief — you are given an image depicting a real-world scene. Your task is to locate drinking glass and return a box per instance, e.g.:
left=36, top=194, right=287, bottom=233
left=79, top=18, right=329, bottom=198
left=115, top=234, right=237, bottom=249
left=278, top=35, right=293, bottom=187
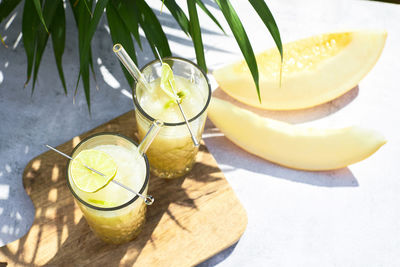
left=66, top=133, right=150, bottom=244
left=133, top=57, right=211, bottom=178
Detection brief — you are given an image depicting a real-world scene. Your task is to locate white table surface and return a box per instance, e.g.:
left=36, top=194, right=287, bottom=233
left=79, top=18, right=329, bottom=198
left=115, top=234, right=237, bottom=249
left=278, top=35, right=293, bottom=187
left=1, top=0, right=400, bottom=266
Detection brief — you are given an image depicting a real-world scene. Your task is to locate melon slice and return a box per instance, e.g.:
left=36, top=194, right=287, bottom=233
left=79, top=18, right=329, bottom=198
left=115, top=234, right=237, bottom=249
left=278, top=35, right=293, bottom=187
left=208, top=97, right=386, bottom=171
left=213, top=30, right=387, bottom=110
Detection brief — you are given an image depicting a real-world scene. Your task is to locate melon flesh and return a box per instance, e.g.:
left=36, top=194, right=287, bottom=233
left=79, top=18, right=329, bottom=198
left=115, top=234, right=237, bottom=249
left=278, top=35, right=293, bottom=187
left=208, top=97, right=386, bottom=171
left=213, top=30, right=387, bottom=110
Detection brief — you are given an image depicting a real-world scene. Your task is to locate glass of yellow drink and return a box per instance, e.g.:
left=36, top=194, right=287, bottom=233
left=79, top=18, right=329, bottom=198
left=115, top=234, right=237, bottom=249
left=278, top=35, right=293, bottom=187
left=133, top=57, right=211, bottom=179
left=66, top=133, right=150, bottom=244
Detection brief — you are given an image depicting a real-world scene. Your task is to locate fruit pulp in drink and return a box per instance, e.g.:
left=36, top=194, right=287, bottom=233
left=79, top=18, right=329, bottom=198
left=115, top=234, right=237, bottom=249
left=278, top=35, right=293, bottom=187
left=68, top=144, right=148, bottom=244
left=136, top=75, right=207, bottom=178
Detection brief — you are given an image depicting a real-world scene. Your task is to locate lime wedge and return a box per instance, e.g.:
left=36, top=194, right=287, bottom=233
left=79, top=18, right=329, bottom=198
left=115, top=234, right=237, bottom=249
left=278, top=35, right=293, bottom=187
left=160, top=63, right=179, bottom=100
left=70, top=149, right=117, bottom=193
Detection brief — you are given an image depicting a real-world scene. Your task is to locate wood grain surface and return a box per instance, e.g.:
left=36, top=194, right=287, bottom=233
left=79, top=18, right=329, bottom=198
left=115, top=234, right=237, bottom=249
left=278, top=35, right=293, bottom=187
left=0, top=110, right=247, bottom=266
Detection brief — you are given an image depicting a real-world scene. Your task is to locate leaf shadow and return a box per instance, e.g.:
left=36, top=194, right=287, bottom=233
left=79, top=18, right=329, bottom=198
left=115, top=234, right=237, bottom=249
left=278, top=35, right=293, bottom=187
left=0, top=121, right=227, bottom=266
left=211, top=85, right=360, bottom=124
left=196, top=242, right=238, bottom=267
left=203, top=128, right=359, bottom=188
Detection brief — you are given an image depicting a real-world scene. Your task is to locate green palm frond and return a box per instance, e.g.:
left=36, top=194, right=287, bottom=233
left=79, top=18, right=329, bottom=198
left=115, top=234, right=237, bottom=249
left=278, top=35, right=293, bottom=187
left=32, top=0, right=49, bottom=33
left=194, top=0, right=225, bottom=34
left=0, top=0, right=22, bottom=48
left=161, top=0, right=190, bottom=36
left=21, top=0, right=38, bottom=86
left=135, top=0, right=172, bottom=58
left=249, top=0, right=282, bottom=61
left=107, top=0, right=136, bottom=87
left=188, top=0, right=206, bottom=72
left=50, top=1, right=67, bottom=94
left=0, top=0, right=23, bottom=24
left=112, top=0, right=142, bottom=49
left=1, top=0, right=282, bottom=111
left=31, top=0, right=60, bottom=94
left=215, top=0, right=261, bottom=101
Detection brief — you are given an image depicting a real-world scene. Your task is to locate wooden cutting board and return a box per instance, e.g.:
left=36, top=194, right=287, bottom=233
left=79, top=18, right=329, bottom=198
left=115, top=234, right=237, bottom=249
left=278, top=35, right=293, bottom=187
left=0, top=110, right=247, bottom=266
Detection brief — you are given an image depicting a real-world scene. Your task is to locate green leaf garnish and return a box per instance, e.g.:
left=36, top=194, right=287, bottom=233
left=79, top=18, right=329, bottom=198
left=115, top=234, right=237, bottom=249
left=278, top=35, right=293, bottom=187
left=177, top=91, right=186, bottom=99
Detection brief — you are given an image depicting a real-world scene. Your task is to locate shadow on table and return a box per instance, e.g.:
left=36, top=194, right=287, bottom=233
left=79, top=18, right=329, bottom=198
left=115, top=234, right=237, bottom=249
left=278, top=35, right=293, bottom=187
left=0, top=130, right=221, bottom=266
left=196, top=242, right=238, bottom=267
left=204, top=132, right=358, bottom=187
left=211, top=86, right=359, bottom=124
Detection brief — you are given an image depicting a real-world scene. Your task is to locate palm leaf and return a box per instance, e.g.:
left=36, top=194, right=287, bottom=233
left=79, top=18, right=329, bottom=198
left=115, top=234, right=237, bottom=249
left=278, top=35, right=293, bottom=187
left=69, top=0, right=94, bottom=97
left=0, top=0, right=22, bottom=24
left=68, top=0, right=82, bottom=96
left=162, top=0, right=190, bottom=36
left=88, top=0, right=108, bottom=93
left=249, top=0, right=282, bottom=61
left=78, top=0, right=108, bottom=68
left=33, top=0, right=49, bottom=33
left=74, top=0, right=108, bottom=111
left=135, top=0, right=171, bottom=58
left=194, top=0, right=225, bottom=33
left=31, top=0, right=60, bottom=94
left=89, top=47, right=99, bottom=91
left=22, top=0, right=39, bottom=86
left=84, top=0, right=108, bottom=54
left=68, top=0, right=79, bottom=25
left=83, top=0, right=93, bottom=16
left=4, top=0, right=283, bottom=111
left=50, top=0, right=67, bottom=94
left=76, top=0, right=92, bottom=110
left=112, top=0, right=142, bottom=49
left=107, top=1, right=136, bottom=87
left=31, top=27, right=48, bottom=94
left=187, top=0, right=206, bottom=72
left=214, top=0, right=260, bottom=102
left=80, top=59, right=91, bottom=112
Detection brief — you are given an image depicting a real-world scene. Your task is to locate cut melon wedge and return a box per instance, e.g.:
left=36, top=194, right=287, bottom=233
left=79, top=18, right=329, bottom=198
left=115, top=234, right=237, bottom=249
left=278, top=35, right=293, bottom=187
left=208, top=97, right=386, bottom=170
left=213, top=30, right=387, bottom=110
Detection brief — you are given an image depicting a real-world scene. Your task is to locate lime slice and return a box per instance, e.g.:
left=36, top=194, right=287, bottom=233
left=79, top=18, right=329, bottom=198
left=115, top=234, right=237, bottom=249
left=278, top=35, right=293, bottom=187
left=160, top=63, right=179, bottom=100
left=70, top=149, right=117, bottom=193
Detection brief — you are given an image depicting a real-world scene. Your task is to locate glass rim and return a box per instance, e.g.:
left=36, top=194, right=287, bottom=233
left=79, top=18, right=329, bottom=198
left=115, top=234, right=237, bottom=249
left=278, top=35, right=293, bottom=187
left=66, top=132, right=150, bottom=211
left=133, top=56, right=212, bottom=127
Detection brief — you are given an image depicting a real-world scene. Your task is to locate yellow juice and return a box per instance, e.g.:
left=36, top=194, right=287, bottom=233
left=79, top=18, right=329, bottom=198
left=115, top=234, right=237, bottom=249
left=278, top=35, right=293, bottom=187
left=136, top=75, right=208, bottom=178
left=67, top=134, right=149, bottom=244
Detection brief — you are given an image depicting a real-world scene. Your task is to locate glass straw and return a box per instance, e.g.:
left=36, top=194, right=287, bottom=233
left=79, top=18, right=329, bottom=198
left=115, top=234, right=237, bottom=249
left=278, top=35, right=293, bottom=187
left=46, top=120, right=163, bottom=205
left=113, top=43, right=199, bottom=147
left=113, top=44, right=152, bottom=92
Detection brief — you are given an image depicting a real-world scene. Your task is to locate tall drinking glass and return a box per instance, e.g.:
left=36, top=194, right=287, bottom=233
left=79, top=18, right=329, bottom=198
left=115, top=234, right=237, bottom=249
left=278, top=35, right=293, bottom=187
left=133, top=57, right=211, bottom=179
left=66, top=133, right=150, bottom=244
